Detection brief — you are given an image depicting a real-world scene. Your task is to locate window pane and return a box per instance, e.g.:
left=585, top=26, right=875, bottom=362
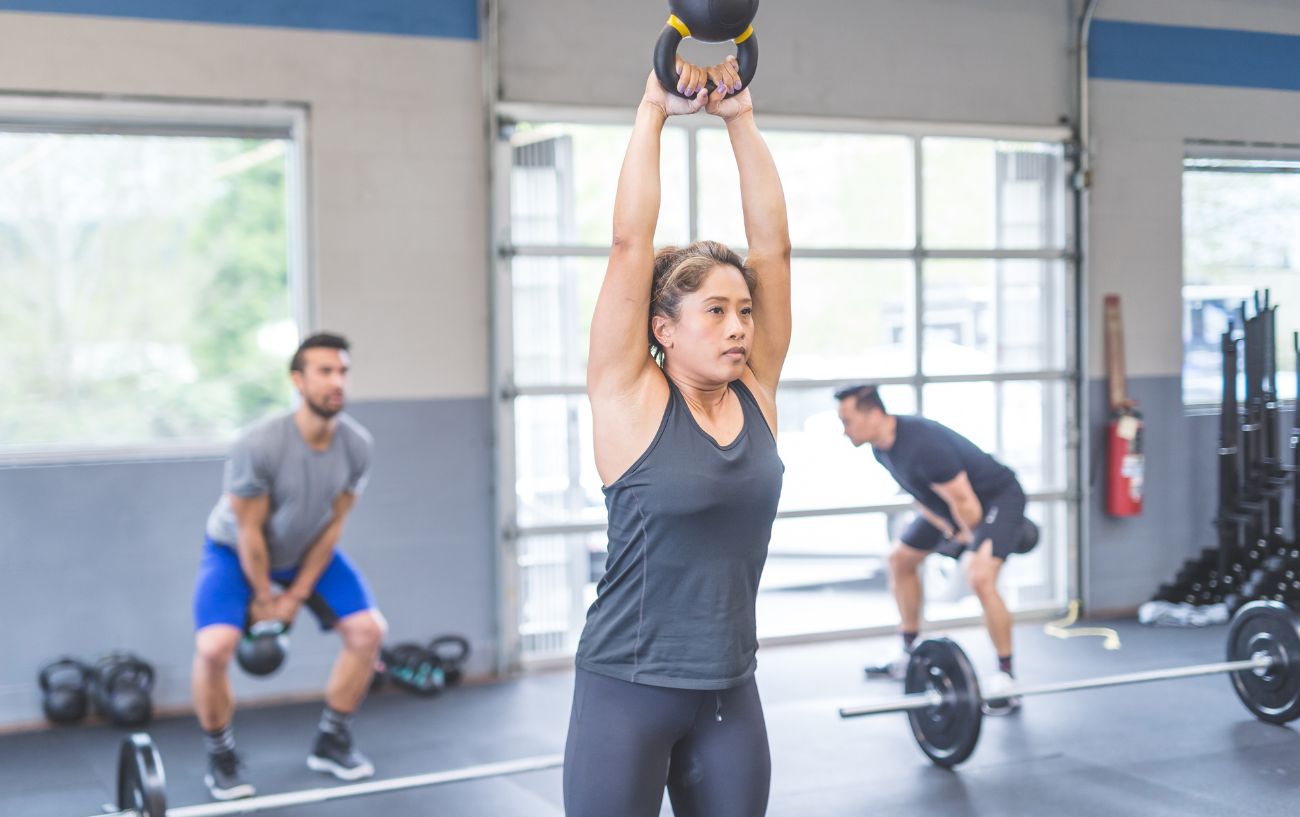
left=1183, top=165, right=1300, bottom=404
left=512, top=257, right=605, bottom=387
left=923, top=138, right=1065, bottom=249
left=922, top=259, right=1068, bottom=375
left=786, top=259, right=914, bottom=380
left=757, top=512, right=893, bottom=639
left=0, top=131, right=295, bottom=453
left=510, top=123, right=688, bottom=246
left=514, top=395, right=604, bottom=527
left=698, top=129, right=915, bottom=249
left=517, top=531, right=606, bottom=658
left=777, top=385, right=917, bottom=512
left=921, top=380, right=1068, bottom=493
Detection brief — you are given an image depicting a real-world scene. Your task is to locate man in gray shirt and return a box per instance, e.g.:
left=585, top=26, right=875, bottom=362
left=192, top=333, right=386, bottom=801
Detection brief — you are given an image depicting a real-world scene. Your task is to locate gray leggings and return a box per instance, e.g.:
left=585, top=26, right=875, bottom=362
left=563, top=668, right=770, bottom=817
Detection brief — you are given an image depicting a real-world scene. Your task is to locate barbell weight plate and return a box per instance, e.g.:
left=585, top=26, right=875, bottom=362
left=1227, top=600, right=1300, bottom=724
left=904, top=638, right=983, bottom=768
left=117, top=733, right=167, bottom=817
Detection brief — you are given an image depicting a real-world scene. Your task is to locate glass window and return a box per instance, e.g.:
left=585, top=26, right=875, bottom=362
left=510, top=123, right=689, bottom=247
left=502, top=120, right=1075, bottom=660
left=513, top=395, right=604, bottom=528
left=1183, top=160, right=1300, bottom=404
left=698, top=129, right=915, bottom=249
left=511, top=256, right=605, bottom=387
left=785, top=260, right=915, bottom=381
left=0, top=129, right=297, bottom=455
left=757, top=512, right=895, bottom=639
left=517, top=531, right=606, bottom=658
left=923, top=138, right=1065, bottom=250
left=922, top=260, right=1068, bottom=376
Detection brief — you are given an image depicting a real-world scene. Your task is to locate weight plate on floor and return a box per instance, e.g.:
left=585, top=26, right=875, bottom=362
left=1227, top=600, right=1300, bottom=724
left=117, top=733, right=166, bottom=817
left=904, top=638, right=983, bottom=768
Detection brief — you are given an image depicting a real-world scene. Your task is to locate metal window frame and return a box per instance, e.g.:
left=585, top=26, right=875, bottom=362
left=492, top=104, right=1080, bottom=671
left=0, top=93, right=312, bottom=466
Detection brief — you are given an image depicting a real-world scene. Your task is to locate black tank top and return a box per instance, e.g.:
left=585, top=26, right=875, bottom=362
left=576, top=377, right=784, bottom=690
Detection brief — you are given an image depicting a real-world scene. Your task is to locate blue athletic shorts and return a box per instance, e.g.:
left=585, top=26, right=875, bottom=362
left=193, top=537, right=377, bottom=632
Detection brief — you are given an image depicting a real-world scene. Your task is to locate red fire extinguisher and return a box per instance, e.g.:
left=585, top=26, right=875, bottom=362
left=1106, top=406, right=1144, bottom=516
left=1104, top=295, right=1143, bottom=516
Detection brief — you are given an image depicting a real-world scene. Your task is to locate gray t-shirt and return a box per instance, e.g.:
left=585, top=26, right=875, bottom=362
left=205, top=412, right=373, bottom=570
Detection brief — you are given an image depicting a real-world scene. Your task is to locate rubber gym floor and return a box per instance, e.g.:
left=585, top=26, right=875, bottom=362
left=5, top=618, right=1298, bottom=817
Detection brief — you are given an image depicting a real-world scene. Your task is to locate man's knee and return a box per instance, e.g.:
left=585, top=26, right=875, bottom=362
left=339, top=610, right=387, bottom=654
left=964, top=555, right=1002, bottom=597
left=195, top=626, right=240, bottom=671
left=889, top=543, right=926, bottom=576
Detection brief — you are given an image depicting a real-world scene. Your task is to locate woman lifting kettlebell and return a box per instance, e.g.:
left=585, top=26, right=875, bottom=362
left=562, top=2, right=790, bottom=815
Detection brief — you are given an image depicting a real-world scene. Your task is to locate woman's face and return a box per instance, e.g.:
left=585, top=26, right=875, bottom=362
left=655, top=264, right=755, bottom=384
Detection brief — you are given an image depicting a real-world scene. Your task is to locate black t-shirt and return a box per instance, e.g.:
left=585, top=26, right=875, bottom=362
left=873, top=415, right=1018, bottom=526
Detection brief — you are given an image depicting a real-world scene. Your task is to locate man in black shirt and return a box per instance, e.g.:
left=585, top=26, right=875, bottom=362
left=835, top=385, right=1037, bottom=714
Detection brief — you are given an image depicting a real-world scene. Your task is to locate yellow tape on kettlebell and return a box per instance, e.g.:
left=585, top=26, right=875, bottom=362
left=667, top=15, right=692, bottom=38
left=734, top=25, right=755, bottom=44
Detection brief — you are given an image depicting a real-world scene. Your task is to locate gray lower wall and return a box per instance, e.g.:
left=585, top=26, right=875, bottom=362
left=0, top=397, right=492, bottom=728
left=1085, top=375, right=1292, bottom=612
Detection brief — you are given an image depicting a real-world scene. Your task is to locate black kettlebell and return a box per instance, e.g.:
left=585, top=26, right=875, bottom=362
left=38, top=658, right=92, bottom=724
left=91, top=653, right=155, bottom=727
left=237, top=619, right=290, bottom=677
left=1015, top=518, right=1041, bottom=555
left=654, top=0, right=760, bottom=98
left=429, top=635, right=472, bottom=686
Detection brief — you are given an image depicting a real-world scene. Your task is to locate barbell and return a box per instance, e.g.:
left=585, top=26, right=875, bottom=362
left=97, top=734, right=562, bottom=817
left=838, top=600, right=1300, bottom=767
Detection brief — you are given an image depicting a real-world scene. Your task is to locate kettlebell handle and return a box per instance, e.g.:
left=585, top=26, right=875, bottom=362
left=104, top=656, right=155, bottom=694
left=653, top=16, right=759, bottom=99
left=247, top=619, right=289, bottom=638
left=39, top=657, right=89, bottom=692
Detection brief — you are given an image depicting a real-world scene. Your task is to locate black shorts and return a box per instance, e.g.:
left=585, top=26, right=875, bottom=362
left=899, top=486, right=1029, bottom=561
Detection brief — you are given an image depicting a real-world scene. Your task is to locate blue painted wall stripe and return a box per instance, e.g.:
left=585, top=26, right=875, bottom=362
left=0, top=0, right=479, bottom=40
left=1090, top=19, right=1300, bottom=92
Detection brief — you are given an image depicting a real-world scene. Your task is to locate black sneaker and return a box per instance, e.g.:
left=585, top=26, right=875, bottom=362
left=205, top=750, right=255, bottom=801
left=307, top=728, right=375, bottom=781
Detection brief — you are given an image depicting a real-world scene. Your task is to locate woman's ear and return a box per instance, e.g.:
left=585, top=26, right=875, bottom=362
left=652, top=315, right=674, bottom=349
